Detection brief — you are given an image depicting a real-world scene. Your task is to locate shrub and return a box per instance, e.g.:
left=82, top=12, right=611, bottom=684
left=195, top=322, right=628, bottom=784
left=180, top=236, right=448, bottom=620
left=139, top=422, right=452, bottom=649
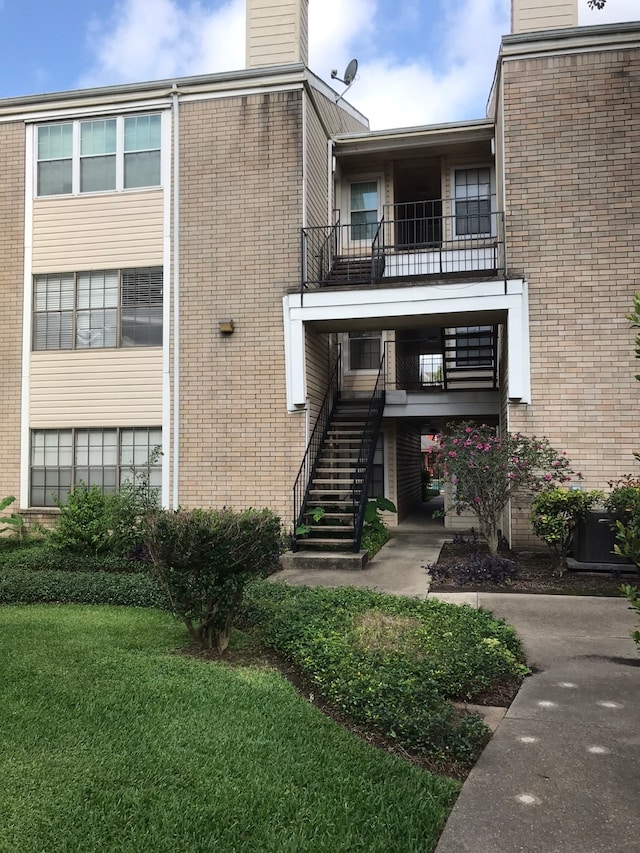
left=0, top=496, right=25, bottom=541
left=605, top=479, right=640, bottom=568
left=427, top=553, right=518, bottom=586
left=48, top=452, right=161, bottom=557
left=240, top=582, right=528, bottom=765
left=0, top=567, right=167, bottom=608
left=428, top=423, right=580, bottom=555
left=530, top=488, right=603, bottom=575
left=620, top=584, right=640, bottom=650
left=144, top=507, right=282, bottom=652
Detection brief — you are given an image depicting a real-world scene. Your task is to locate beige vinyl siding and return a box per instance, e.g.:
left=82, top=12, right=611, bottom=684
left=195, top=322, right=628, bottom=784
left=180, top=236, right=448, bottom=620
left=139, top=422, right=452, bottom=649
left=246, top=0, right=308, bottom=67
left=304, top=328, right=332, bottom=427
left=305, top=96, right=330, bottom=228
left=32, top=190, right=163, bottom=272
left=511, top=0, right=577, bottom=34
left=310, top=88, right=368, bottom=136
left=30, top=349, right=162, bottom=427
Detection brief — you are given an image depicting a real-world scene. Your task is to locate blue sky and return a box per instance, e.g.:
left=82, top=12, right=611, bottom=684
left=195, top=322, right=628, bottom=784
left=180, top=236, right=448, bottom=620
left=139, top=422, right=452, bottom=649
left=0, top=0, right=637, bottom=129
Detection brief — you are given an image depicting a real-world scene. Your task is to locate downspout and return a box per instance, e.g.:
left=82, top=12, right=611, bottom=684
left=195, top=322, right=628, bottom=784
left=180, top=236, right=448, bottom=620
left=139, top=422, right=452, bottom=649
left=172, top=83, right=180, bottom=509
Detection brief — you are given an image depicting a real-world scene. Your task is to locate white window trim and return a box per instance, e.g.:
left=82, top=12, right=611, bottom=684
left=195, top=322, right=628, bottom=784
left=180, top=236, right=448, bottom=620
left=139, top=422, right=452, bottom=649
left=35, top=113, right=163, bottom=199
left=340, top=175, right=383, bottom=247
left=449, top=164, right=496, bottom=240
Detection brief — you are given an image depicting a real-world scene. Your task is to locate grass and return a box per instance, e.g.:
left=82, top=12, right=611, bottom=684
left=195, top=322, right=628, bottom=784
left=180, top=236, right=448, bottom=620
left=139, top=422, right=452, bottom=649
left=0, top=605, right=458, bottom=853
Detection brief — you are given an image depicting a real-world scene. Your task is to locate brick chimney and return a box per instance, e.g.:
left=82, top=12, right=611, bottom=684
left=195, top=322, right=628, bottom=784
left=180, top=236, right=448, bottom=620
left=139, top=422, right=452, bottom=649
left=511, top=0, right=577, bottom=34
left=246, top=0, right=309, bottom=68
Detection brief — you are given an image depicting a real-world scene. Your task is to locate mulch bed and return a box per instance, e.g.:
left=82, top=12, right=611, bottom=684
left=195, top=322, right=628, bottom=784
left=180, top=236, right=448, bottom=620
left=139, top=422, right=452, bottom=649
left=428, top=539, right=637, bottom=596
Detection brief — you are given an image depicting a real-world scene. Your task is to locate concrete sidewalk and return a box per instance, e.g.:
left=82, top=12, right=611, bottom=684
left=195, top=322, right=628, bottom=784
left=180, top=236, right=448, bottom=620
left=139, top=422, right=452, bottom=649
left=433, top=593, right=640, bottom=853
left=276, top=518, right=640, bottom=853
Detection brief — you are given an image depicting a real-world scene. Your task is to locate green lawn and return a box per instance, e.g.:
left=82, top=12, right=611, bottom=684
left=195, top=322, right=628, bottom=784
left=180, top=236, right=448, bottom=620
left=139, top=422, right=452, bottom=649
left=0, top=605, right=458, bottom=853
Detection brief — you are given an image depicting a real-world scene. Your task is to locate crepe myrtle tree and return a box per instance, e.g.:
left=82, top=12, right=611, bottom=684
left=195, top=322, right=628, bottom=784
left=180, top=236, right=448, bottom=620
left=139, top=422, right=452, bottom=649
left=428, top=423, right=581, bottom=555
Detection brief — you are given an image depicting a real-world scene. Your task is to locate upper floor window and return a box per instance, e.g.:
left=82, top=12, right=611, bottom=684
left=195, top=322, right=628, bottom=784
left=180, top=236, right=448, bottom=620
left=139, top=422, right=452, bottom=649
left=33, top=266, right=162, bottom=350
left=36, top=114, right=161, bottom=197
left=454, top=168, right=491, bottom=236
left=350, top=181, right=379, bottom=241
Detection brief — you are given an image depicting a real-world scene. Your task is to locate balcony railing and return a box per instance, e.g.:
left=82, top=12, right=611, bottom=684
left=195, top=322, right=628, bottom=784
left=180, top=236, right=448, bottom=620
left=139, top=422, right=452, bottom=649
left=385, top=328, right=499, bottom=392
left=301, top=197, right=505, bottom=293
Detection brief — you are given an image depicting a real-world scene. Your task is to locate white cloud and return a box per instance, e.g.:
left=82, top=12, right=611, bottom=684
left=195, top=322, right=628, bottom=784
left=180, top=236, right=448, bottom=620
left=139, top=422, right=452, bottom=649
left=88, top=0, right=639, bottom=130
left=79, top=0, right=509, bottom=127
left=329, top=0, right=510, bottom=129
left=579, top=0, right=640, bottom=25
left=80, top=0, right=245, bottom=88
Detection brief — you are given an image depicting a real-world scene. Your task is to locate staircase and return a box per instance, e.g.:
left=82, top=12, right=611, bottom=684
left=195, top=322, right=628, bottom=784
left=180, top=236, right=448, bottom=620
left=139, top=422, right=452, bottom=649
left=325, top=254, right=385, bottom=286
left=292, top=347, right=386, bottom=556
left=298, top=398, right=372, bottom=551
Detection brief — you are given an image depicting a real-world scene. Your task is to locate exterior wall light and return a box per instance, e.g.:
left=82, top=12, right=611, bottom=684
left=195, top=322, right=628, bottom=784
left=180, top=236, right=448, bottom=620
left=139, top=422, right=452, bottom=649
left=218, top=320, right=235, bottom=335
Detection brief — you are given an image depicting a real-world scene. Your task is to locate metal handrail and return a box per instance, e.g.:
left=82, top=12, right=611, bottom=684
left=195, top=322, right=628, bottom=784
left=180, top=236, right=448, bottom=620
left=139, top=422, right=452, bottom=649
left=301, top=196, right=505, bottom=289
left=291, top=347, right=342, bottom=549
left=351, top=351, right=386, bottom=551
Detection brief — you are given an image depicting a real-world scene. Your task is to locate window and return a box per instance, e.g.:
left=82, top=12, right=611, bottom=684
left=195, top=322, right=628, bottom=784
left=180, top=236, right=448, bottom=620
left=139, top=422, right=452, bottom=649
left=33, top=267, right=162, bottom=350
left=454, top=168, right=491, bottom=236
left=453, top=326, right=494, bottom=367
left=348, top=331, right=382, bottom=371
left=350, top=181, right=379, bottom=241
left=36, top=114, right=161, bottom=196
left=30, top=427, right=162, bottom=507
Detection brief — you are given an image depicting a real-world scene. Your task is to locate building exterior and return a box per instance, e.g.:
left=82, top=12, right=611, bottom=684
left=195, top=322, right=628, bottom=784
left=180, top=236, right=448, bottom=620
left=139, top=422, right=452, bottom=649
left=0, top=0, right=639, bottom=550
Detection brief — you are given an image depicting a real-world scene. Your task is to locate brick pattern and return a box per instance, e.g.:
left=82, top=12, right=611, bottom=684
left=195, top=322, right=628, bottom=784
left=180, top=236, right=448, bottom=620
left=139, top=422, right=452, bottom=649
left=177, top=90, right=308, bottom=525
left=0, top=122, right=25, bottom=504
left=503, top=49, right=640, bottom=546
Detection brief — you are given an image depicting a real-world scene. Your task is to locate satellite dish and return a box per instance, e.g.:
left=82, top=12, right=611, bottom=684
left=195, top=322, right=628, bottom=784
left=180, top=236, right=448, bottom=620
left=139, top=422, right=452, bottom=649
left=344, top=58, right=358, bottom=85
left=331, top=58, right=358, bottom=86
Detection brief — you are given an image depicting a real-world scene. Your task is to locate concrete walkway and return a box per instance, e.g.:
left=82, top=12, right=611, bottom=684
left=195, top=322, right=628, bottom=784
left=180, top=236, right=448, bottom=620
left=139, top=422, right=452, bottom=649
left=434, top=593, right=639, bottom=853
left=277, top=506, right=445, bottom=598
left=275, top=515, right=640, bottom=853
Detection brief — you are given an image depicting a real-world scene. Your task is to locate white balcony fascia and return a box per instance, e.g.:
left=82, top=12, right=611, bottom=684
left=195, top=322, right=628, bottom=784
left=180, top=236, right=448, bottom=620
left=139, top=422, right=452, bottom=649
left=283, top=278, right=530, bottom=410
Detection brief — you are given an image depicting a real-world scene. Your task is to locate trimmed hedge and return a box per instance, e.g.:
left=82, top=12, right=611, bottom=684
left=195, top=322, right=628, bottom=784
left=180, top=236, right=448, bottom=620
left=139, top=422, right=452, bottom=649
left=0, top=543, right=147, bottom=574
left=0, top=567, right=168, bottom=609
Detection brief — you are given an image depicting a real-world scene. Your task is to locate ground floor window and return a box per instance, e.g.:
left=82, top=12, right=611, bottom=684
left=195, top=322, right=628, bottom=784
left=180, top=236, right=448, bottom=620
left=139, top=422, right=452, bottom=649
left=348, top=331, right=382, bottom=371
left=30, top=426, right=161, bottom=506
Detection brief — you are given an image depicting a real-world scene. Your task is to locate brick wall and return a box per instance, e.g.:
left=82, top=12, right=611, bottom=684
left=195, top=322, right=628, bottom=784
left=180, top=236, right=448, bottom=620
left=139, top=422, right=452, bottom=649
left=503, top=48, right=640, bottom=546
left=177, top=90, right=307, bottom=528
left=0, top=122, right=24, bottom=504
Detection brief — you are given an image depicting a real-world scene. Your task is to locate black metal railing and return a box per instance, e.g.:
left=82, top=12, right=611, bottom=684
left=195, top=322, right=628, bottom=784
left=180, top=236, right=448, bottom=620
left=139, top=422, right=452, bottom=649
left=352, top=351, right=386, bottom=552
left=291, top=347, right=342, bottom=549
left=386, top=328, right=499, bottom=392
left=301, top=197, right=505, bottom=290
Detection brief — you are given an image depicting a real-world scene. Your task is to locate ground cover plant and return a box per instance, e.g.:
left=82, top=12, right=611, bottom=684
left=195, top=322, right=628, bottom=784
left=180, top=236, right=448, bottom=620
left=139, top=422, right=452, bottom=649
left=0, top=605, right=458, bottom=853
left=240, top=582, right=528, bottom=771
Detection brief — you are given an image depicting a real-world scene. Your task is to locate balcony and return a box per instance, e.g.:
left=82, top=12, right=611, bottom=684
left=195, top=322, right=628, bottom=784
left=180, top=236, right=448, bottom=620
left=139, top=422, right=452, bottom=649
left=301, top=198, right=505, bottom=293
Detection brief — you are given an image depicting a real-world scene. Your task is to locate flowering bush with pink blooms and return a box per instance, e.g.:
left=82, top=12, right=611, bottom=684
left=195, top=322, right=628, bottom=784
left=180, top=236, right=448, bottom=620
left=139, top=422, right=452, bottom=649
left=428, top=423, right=581, bottom=555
